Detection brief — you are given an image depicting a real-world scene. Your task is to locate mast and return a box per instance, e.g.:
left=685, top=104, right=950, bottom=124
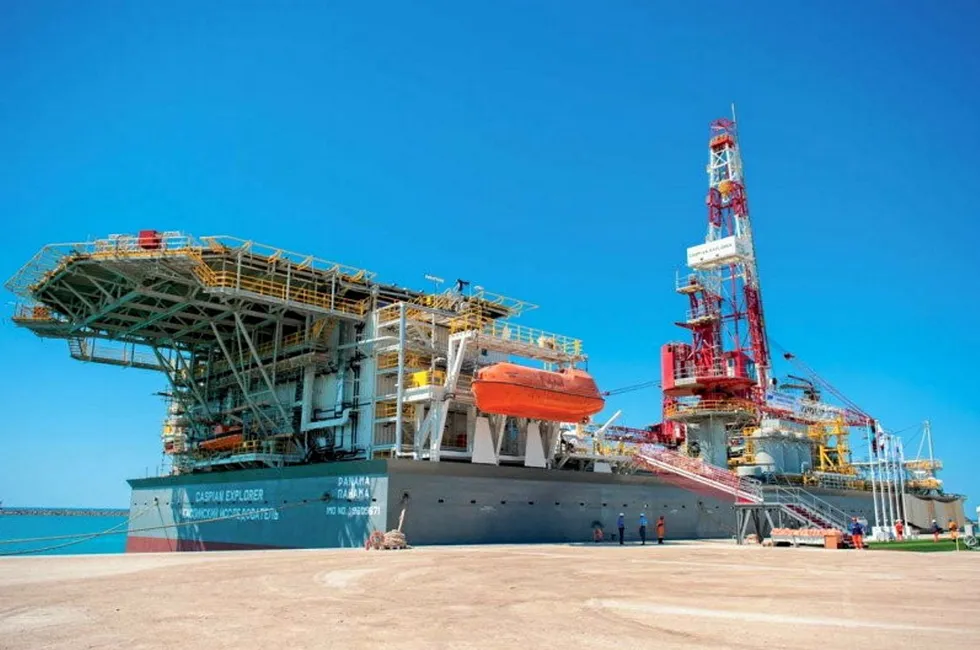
left=702, top=111, right=772, bottom=392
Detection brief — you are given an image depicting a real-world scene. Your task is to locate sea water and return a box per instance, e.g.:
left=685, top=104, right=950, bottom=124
left=0, top=514, right=128, bottom=556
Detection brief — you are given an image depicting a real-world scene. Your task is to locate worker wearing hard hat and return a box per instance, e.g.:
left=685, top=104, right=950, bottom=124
left=639, top=513, right=649, bottom=545
left=894, top=519, right=905, bottom=541
left=930, top=519, right=942, bottom=542
left=849, top=517, right=864, bottom=550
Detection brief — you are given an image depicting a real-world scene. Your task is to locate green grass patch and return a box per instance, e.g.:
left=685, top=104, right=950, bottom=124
left=869, top=538, right=967, bottom=553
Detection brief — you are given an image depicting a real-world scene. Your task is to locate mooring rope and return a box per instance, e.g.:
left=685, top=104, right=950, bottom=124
left=0, top=505, right=154, bottom=556
left=0, top=498, right=326, bottom=556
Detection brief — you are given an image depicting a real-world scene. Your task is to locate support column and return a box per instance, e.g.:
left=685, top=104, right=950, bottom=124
left=233, top=312, right=290, bottom=427
left=209, top=321, right=275, bottom=431
left=395, top=302, right=406, bottom=454
left=524, top=421, right=546, bottom=468
left=868, top=425, right=881, bottom=532
left=472, top=416, right=497, bottom=464
left=430, top=332, right=469, bottom=462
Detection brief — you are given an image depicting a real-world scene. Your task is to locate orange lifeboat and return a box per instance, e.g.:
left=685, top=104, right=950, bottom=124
left=199, top=433, right=244, bottom=451
left=471, top=362, right=605, bottom=422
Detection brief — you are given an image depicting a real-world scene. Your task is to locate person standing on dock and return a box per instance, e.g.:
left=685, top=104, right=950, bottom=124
left=949, top=519, right=959, bottom=542
left=617, top=512, right=625, bottom=545
left=894, top=519, right=904, bottom=541
left=931, top=519, right=942, bottom=542
left=639, top=513, right=648, bottom=545
left=849, top=517, right=864, bottom=549
left=656, top=516, right=665, bottom=544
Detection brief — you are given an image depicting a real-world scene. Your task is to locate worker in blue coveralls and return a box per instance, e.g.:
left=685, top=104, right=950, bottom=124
left=617, top=512, right=625, bottom=545
left=639, top=513, right=649, bottom=545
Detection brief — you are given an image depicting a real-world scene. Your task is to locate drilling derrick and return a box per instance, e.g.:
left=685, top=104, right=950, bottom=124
left=661, top=113, right=771, bottom=466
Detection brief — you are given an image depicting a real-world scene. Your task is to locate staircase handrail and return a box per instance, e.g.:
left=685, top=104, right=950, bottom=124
left=767, top=486, right=850, bottom=529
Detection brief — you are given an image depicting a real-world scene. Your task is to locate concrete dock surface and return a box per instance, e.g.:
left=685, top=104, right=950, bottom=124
left=2, top=542, right=978, bottom=649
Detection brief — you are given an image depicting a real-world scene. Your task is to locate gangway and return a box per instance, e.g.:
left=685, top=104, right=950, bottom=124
left=633, top=444, right=763, bottom=504
left=632, top=444, right=853, bottom=543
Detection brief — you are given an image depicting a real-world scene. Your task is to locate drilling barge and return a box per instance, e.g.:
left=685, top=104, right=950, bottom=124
left=6, top=117, right=964, bottom=551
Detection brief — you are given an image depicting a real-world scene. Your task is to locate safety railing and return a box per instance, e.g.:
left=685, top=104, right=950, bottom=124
left=764, top=486, right=850, bottom=531
left=7, top=231, right=377, bottom=299
left=377, top=351, right=431, bottom=370
left=375, top=401, right=416, bottom=419
left=6, top=233, right=203, bottom=296
left=665, top=399, right=757, bottom=418
left=451, top=317, right=583, bottom=357
left=197, top=235, right=375, bottom=282
left=685, top=304, right=720, bottom=322
left=408, top=370, right=446, bottom=388
left=414, top=293, right=458, bottom=311
left=88, top=232, right=200, bottom=259
left=671, top=364, right=751, bottom=382
left=634, top=444, right=763, bottom=504
left=194, top=267, right=370, bottom=317
left=675, top=271, right=707, bottom=293
left=907, top=478, right=942, bottom=490
left=69, top=338, right=164, bottom=370
left=11, top=303, right=65, bottom=323
left=905, top=459, right=943, bottom=471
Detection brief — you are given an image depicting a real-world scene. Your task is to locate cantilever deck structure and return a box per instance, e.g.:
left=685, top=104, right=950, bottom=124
left=7, top=231, right=585, bottom=473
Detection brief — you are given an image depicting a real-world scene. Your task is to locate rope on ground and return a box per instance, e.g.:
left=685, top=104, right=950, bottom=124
left=366, top=506, right=409, bottom=551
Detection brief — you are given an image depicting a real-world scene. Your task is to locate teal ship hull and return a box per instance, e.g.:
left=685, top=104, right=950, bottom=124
left=125, top=460, right=898, bottom=551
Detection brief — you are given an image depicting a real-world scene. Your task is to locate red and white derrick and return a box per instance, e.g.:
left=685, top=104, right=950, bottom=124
left=661, top=111, right=773, bottom=447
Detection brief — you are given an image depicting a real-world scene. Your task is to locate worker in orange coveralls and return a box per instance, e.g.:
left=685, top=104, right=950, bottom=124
left=949, top=519, right=959, bottom=541
left=656, top=516, right=665, bottom=545
left=849, top=517, right=864, bottom=549
left=894, top=519, right=904, bottom=541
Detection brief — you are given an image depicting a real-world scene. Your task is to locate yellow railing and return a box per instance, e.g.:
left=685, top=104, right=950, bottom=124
left=907, top=478, right=942, bottom=490
left=414, top=293, right=457, bottom=311
left=409, top=370, right=446, bottom=388
left=376, top=302, right=438, bottom=324
left=198, top=235, right=375, bottom=282
left=405, top=370, right=473, bottom=389
left=906, top=459, right=943, bottom=471
left=375, top=402, right=416, bottom=419
left=11, top=303, right=62, bottom=323
left=665, top=399, right=757, bottom=418
left=192, top=265, right=370, bottom=317
left=377, top=352, right=431, bottom=370
left=448, top=310, right=492, bottom=334
left=7, top=231, right=376, bottom=298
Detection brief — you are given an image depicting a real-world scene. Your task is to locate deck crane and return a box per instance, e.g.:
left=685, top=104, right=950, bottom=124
left=779, top=350, right=873, bottom=428
left=778, top=374, right=821, bottom=402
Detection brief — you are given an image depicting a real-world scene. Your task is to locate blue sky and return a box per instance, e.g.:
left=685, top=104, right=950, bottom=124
left=1, top=1, right=977, bottom=513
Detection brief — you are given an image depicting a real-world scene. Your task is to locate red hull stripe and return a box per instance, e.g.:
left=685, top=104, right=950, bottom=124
left=126, top=535, right=285, bottom=553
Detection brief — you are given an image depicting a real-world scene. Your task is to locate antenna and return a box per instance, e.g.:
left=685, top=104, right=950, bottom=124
left=423, top=274, right=444, bottom=294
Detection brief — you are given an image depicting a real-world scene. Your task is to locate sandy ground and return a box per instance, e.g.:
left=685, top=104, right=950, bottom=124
left=1, top=541, right=979, bottom=649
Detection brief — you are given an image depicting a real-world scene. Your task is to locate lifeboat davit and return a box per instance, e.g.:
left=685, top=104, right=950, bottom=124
left=471, top=362, right=605, bottom=422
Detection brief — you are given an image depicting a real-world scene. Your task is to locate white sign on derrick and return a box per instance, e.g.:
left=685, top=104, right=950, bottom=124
left=686, top=235, right=750, bottom=269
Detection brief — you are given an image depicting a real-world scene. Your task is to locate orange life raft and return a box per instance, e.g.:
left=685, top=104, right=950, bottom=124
left=471, top=362, right=605, bottom=422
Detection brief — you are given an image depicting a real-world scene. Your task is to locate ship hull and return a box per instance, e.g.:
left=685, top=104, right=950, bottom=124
left=124, top=460, right=955, bottom=551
